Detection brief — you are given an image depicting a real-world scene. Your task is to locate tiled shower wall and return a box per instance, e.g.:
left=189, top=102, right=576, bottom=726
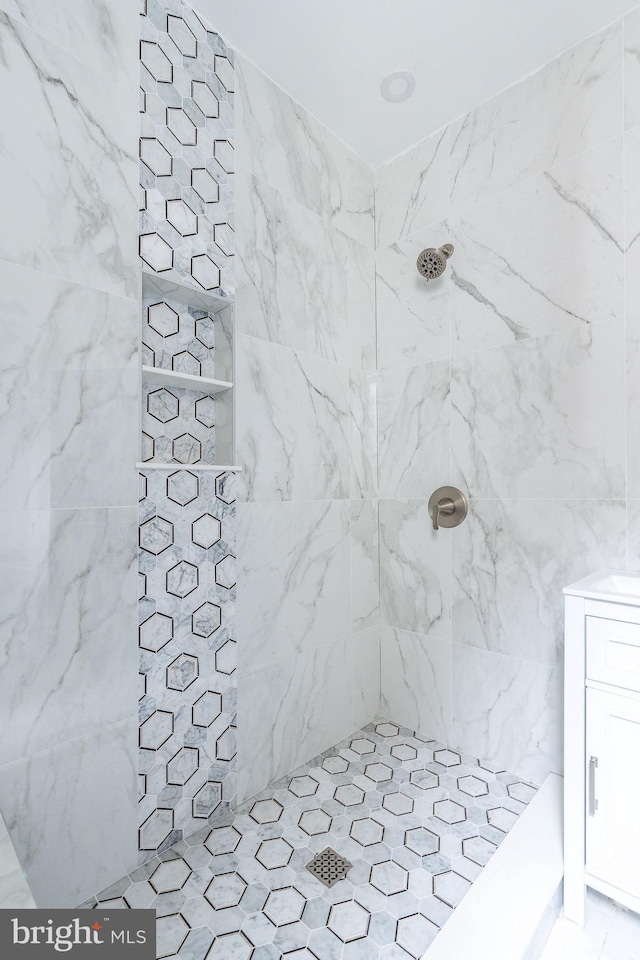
left=138, top=0, right=237, bottom=858
left=233, top=56, right=381, bottom=804
left=0, top=2, right=139, bottom=906
left=377, top=12, right=640, bottom=785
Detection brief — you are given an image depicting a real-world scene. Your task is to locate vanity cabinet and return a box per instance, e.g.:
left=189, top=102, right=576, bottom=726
left=564, top=572, right=640, bottom=925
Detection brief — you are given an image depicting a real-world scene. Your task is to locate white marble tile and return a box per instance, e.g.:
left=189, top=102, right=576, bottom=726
left=237, top=500, right=350, bottom=675
left=451, top=137, right=624, bottom=355
left=625, top=8, right=640, bottom=132
left=236, top=334, right=350, bottom=502
left=450, top=22, right=622, bottom=211
left=351, top=499, right=379, bottom=631
left=0, top=13, right=137, bottom=297
left=379, top=499, right=452, bottom=640
left=626, top=499, right=640, bottom=570
left=626, top=314, right=640, bottom=498
left=349, top=369, right=377, bottom=499
left=349, top=626, right=381, bottom=730
left=451, top=644, right=562, bottom=785
left=0, top=717, right=137, bottom=907
left=235, top=54, right=347, bottom=223
left=235, top=169, right=349, bottom=363
left=451, top=320, right=626, bottom=498
left=380, top=626, right=452, bottom=745
left=0, top=262, right=138, bottom=510
left=0, top=507, right=137, bottom=766
left=452, top=499, right=626, bottom=667
left=348, top=237, right=376, bottom=372
left=237, top=638, right=353, bottom=803
left=376, top=220, right=452, bottom=369
left=375, top=126, right=449, bottom=248
left=0, top=813, right=35, bottom=908
left=0, top=0, right=137, bottom=85
left=625, top=128, right=640, bottom=317
left=378, top=360, right=450, bottom=500
left=334, top=148, right=375, bottom=249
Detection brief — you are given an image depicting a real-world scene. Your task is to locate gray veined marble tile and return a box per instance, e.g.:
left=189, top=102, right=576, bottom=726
left=452, top=644, right=562, bottom=786
left=379, top=499, right=452, bottom=640
left=450, top=21, right=622, bottom=211
left=235, top=54, right=347, bottom=223
left=625, top=127, right=640, bottom=318
left=351, top=500, right=380, bottom=631
left=452, top=499, right=627, bottom=667
left=375, top=126, right=449, bottom=249
left=237, top=499, right=350, bottom=676
left=236, top=334, right=350, bottom=502
left=0, top=718, right=138, bottom=907
left=0, top=507, right=138, bottom=766
left=381, top=626, right=452, bottom=746
left=627, top=499, right=640, bottom=571
left=377, top=360, right=450, bottom=500
left=0, top=0, right=138, bottom=86
left=333, top=148, right=375, bottom=250
left=451, top=318, right=626, bottom=499
left=451, top=136, right=624, bottom=355
left=376, top=221, right=452, bottom=369
left=625, top=8, right=640, bottom=132
left=349, top=626, right=381, bottom=730
left=235, top=170, right=349, bottom=364
left=348, top=236, right=376, bottom=372
left=0, top=262, right=138, bottom=511
left=627, top=314, right=640, bottom=498
left=0, top=12, right=137, bottom=298
left=237, top=637, right=353, bottom=803
left=349, top=369, right=377, bottom=500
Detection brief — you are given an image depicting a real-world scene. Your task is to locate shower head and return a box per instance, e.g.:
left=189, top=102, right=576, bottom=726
left=416, top=243, right=454, bottom=280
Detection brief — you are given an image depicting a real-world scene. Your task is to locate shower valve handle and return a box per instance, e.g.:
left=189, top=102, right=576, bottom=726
left=432, top=497, right=455, bottom=530
left=428, top=486, right=468, bottom=531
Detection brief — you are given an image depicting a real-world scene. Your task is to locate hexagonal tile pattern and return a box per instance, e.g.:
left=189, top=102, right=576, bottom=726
left=191, top=514, right=221, bottom=548
left=250, top=799, right=283, bottom=825
left=150, top=859, right=192, bottom=894
left=208, top=933, right=253, bottom=960
left=256, top=838, right=294, bottom=870
left=191, top=80, right=219, bottom=117
left=205, top=872, right=247, bottom=910
left=396, top=914, right=438, bottom=958
left=166, top=653, right=198, bottom=690
left=166, top=198, right=197, bottom=236
left=191, top=254, right=220, bottom=291
left=463, top=836, right=498, bottom=866
left=147, top=388, right=179, bottom=423
left=157, top=913, right=190, bottom=958
left=433, top=871, right=472, bottom=907
left=264, top=887, right=306, bottom=926
left=433, top=749, right=462, bottom=767
left=404, top=827, right=440, bottom=857
left=433, top=799, right=467, bottom=824
left=172, top=433, right=201, bottom=464
left=139, top=515, right=174, bottom=554
left=349, top=738, right=376, bottom=755
left=139, top=710, right=173, bottom=750
left=140, top=138, right=173, bottom=176
left=139, top=612, right=173, bottom=652
left=364, top=762, right=393, bottom=783
left=192, top=601, right=221, bottom=638
left=167, top=15, right=197, bottom=56
left=192, top=691, right=222, bottom=727
left=410, top=769, right=439, bottom=790
left=167, top=107, right=197, bottom=146
left=382, top=792, right=414, bottom=816
left=299, top=809, right=332, bottom=836
left=328, top=901, right=370, bottom=942
left=214, top=554, right=236, bottom=589
left=349, top=819, right=384, bottom=847
left=166, top=470, right=199, bottom=505
left=370, top=861, right=408, bottom=896
left=171, top=350, right=200, bottom=376
left=140, top=41, right=173, bottom=82
left=288, top=776, right=319, bottom=798
left=166, top=560, right=199, bottom=598
left=140, top=233, right=173, bottom=272
left=148, top=302, right=179, bottom=337
left=334, top=784, right=365, bottom=807
left=191, top=167, right=219, bottom=203
left=205, top=825, right=241, bottom=856
left=194, top=395, right=216, bottom=427
left=390, top=744, right=417, bottom=761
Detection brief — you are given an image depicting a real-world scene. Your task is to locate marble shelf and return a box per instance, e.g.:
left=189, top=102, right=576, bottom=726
left=141, top=365, right=232, bottom=393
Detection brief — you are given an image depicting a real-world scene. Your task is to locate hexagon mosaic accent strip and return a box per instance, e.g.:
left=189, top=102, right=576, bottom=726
left=138, top=467, right=236, bottom=858
left=88, top=719, right=536, bottom=957
left=140, top=0, right=234, bottom=298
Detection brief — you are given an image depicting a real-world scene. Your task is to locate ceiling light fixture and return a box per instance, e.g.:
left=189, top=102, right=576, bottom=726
left=380, top=70, right=415, bottom=103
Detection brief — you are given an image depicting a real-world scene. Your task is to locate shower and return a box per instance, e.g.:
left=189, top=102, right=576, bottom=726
left=416, top=242, right=454, bottom=279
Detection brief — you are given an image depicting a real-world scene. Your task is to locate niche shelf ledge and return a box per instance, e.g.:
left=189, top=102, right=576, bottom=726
left=137, top=462, right=242, bottom=472
left=141, top=269, right=234, bottom=313
left=142, top=365, right=232, bottom=393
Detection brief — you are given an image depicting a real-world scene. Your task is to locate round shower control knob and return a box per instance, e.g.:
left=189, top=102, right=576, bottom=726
left=428, top=486, right=468, bottom=531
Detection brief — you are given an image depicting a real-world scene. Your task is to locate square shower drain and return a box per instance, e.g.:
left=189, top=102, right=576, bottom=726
left=306, top=847, right=352, bottom=888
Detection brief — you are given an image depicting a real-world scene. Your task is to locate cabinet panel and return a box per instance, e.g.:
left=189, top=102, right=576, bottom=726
left=586, top=687, right=640, bottom=898
left=586, top=617, right=640, bottom=693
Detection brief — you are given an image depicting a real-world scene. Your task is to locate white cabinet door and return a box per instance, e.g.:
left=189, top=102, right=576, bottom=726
left=586, top=686, right=640, bottom=898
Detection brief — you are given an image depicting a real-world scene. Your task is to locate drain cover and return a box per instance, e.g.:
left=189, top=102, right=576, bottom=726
left=306, top=847, right=352, bottom=888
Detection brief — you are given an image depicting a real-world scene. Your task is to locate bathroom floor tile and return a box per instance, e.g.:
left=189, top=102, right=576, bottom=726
left=83, top=720, right=536, bottom=958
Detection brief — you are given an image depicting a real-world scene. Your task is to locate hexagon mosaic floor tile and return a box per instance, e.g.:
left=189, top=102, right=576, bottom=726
left=84, top=720, right=536, bottom=958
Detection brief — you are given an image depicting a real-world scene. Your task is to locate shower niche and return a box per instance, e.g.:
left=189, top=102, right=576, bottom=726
left=139, top=271, right=237, bottom=472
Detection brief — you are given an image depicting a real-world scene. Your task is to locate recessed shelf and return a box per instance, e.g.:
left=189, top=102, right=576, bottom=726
left=142, top=365, right=232, bottom=393
left=136, top=462, right=242, bottom=472
left=141, top=269, right=234, bottom=313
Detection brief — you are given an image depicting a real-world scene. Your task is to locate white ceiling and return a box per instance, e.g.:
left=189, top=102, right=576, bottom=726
left=194, top=0, right=638, bottom=167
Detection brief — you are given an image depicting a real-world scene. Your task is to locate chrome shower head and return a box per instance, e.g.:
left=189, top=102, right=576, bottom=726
left=416, top=243, right=454, bottom=280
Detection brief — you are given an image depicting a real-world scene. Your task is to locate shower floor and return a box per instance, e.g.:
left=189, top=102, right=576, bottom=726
left=83, top=720, right=536, bottom=959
